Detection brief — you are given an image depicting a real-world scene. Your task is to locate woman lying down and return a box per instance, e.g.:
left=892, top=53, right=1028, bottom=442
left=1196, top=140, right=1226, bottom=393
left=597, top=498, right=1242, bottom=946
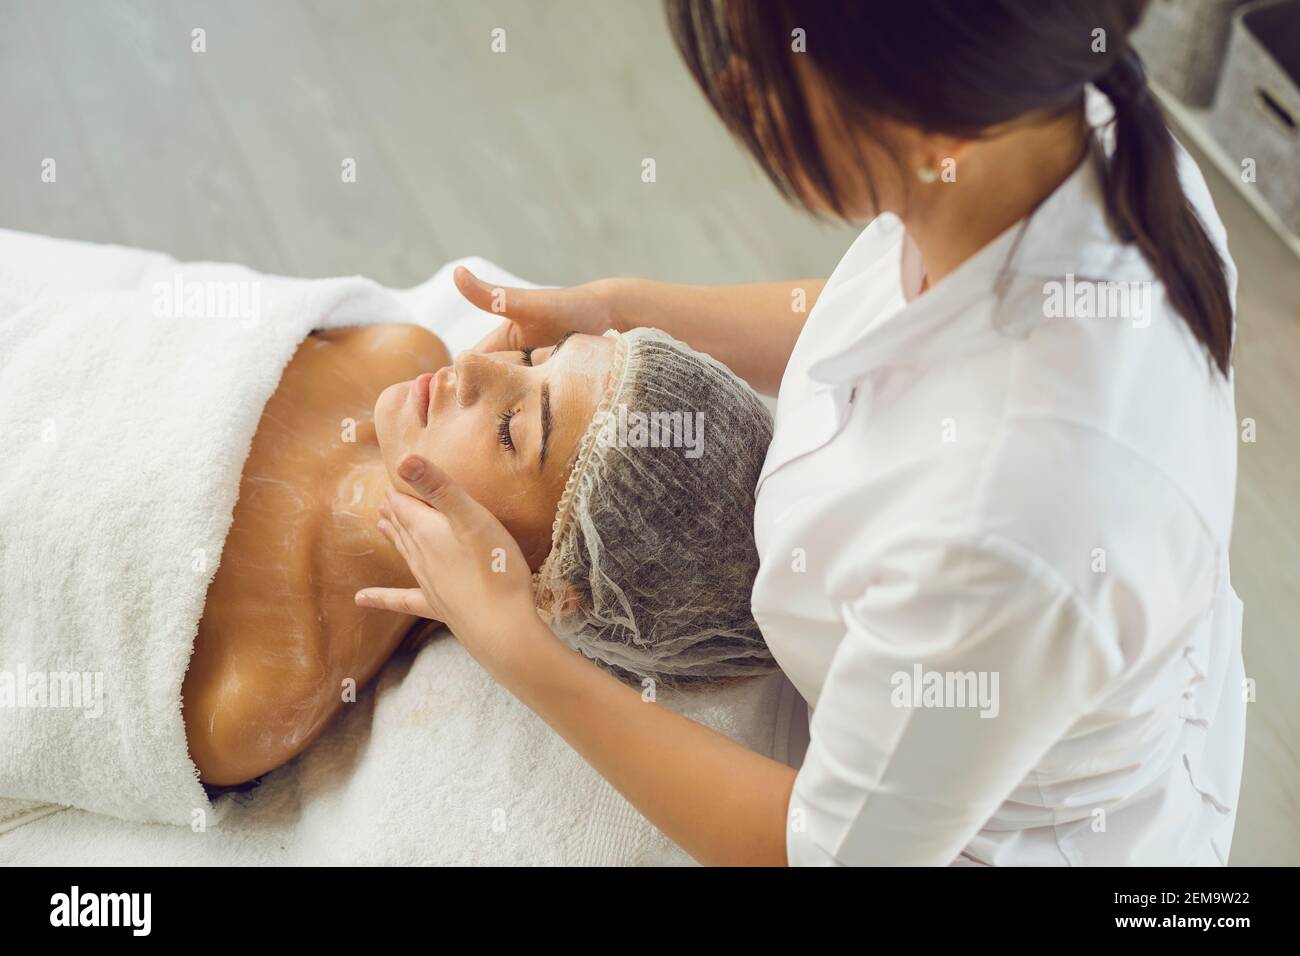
left=184, top=322, right=776, bottom=787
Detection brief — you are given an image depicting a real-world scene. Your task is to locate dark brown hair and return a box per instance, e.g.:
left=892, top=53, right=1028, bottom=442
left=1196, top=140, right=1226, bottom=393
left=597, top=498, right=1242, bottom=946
left=666, top=0, right=1234, bottom=376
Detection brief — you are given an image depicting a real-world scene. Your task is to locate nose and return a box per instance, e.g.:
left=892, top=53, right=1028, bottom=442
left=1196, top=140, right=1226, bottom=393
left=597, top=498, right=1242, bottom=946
left=452, top=351, right=517, bottom=406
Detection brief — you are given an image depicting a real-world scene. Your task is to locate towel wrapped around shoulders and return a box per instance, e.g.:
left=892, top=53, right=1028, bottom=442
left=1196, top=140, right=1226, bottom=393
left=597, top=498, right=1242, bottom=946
left=0, top=258, right=410, bottom=824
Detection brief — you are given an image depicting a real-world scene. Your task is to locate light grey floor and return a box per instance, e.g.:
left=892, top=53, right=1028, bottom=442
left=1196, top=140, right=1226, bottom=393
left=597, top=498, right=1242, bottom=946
left=4, top=0, right=1297, bottom=865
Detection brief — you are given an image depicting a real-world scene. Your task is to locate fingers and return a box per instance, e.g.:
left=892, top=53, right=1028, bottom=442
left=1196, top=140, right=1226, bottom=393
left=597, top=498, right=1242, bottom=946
left=376, top=516, right=411, bottom=561
left=454, top=267, right=571, bottom=349
left=454, top=266, right=546, bottom=323
left=354, top=587, right=435, bottom=618
left=452, top=265, right=503, bottom=314
left=472, top=321, right=520, bottom=354
left=394, top=456, right=484, bottom=528
left=379, top=504, right=430, bottom=578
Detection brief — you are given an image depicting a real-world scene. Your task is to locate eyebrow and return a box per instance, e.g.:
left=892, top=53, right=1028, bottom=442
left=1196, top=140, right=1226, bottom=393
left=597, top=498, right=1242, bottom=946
left=538, top=381, right=552, bottom=471
left=552, top=330, right=577, bottom=354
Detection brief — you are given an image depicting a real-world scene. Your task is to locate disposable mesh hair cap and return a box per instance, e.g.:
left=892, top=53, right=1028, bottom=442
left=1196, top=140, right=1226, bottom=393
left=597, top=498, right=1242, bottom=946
left=533, top=327, right=777, bottom=685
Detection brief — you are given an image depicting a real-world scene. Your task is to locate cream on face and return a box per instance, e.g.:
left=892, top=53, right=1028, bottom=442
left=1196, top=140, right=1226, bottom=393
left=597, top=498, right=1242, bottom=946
left=373, top=333, right=615, bottom=566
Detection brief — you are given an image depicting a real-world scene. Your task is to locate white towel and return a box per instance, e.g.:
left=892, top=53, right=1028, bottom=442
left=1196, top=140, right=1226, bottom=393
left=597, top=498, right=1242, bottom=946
left=0, top=252, right=411, bottom=824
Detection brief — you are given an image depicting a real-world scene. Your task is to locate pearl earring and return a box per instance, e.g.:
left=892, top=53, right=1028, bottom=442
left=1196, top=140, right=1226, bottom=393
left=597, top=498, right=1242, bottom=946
left=916, top=164, right=940, bottom=184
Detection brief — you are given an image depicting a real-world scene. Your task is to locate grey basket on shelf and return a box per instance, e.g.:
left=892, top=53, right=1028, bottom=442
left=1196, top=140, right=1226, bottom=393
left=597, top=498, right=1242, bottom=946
left=1131, top=0, right=1252, bottom=105
left=1208, top=0, right=1300, bottom=238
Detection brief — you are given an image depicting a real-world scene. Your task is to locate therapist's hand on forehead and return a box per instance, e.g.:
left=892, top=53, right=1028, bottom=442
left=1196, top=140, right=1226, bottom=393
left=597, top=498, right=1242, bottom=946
left=457, top=266, right=616, bottom=354
left=356, top=0, right=1246, bottom=867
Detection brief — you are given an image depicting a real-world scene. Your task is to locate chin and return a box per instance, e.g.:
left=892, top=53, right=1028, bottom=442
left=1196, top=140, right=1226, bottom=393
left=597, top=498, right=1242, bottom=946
left=373, top=383, right=406, bottom=454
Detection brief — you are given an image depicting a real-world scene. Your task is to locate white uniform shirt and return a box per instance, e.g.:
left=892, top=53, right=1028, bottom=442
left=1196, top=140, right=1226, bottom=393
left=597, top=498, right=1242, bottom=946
left=752, top=101, right=1247, bottom=866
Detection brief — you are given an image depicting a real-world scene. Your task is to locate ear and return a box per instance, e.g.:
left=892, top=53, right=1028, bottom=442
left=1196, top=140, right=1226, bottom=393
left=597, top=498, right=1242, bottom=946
left=535, top=577, right=582, bottom=620
left=946, top=138, right=979, bottom=165
left=552, top=584, right=582, bottom=618
left=912, top=132, right=978, bottom=171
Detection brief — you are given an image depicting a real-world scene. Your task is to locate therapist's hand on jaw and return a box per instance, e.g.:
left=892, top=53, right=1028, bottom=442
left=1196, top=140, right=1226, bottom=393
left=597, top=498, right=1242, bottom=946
left=354, top=454, right=545, bottom=678
left=355, top=455, right=797, bottom=867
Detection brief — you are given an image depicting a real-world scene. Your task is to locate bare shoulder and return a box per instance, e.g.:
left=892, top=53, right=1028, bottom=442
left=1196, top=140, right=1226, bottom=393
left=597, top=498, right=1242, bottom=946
left=182, top=648, right=327, bottom=787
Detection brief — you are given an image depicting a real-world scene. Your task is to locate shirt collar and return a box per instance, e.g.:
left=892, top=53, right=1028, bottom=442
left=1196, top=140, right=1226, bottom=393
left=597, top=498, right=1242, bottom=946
left=808, top=88, right=1155, bottom=386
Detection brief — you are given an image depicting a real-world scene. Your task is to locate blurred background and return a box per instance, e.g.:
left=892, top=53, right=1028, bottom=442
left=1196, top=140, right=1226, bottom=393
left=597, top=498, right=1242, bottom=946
left=0, top=0, right=859, bottom=282
left=2, top=0, right=1296, bottom=865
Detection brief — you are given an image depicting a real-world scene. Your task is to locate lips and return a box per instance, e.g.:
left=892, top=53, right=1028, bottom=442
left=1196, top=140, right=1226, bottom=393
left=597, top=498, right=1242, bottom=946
left=410, top=372, right=434, bottom=426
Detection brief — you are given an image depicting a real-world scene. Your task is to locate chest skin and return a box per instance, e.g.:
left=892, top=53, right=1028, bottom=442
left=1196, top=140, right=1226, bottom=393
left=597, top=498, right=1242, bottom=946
left=182, top=324, right=450, bottom=786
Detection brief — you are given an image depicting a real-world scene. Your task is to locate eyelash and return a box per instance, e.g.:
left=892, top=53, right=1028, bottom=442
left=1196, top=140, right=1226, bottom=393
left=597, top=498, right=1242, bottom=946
left=497, top=410, right=517, bottom=450
left=498, top=344, right=540, bottom=450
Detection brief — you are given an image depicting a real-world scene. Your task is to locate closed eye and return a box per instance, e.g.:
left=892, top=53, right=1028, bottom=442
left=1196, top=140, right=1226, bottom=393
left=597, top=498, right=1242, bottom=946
left=521, top=331, right=576, bottom=368
left=497, top=409, right=517, bottom=450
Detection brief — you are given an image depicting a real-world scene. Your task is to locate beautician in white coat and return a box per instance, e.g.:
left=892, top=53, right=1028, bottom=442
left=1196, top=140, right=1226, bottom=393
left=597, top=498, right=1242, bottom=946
left=357, top=0, right=1247, bottom=865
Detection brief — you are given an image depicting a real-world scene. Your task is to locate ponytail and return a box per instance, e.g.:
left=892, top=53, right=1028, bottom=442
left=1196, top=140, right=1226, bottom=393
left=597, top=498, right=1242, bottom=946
left=668, top=2, right=1235, bottom=376
left=1093, top=49, right=1234, bottom=377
